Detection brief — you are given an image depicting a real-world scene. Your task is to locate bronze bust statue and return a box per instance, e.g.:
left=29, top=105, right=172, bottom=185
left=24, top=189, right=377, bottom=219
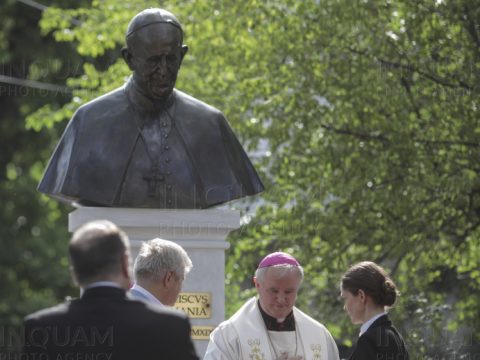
left=38, top=8, right=264, bottom=209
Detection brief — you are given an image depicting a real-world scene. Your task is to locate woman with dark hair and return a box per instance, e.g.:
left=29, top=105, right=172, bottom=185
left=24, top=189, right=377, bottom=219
left=340, top=261, right=409, bottom=360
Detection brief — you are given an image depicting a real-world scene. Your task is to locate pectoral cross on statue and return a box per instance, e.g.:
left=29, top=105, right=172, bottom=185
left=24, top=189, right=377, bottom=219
left=143, top=165, right=165, bottom=197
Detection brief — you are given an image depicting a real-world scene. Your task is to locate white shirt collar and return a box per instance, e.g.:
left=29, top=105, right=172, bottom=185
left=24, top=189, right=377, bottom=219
left=131, top=283, right=164, bottom=306
left=360, top=312, right=387, bottom=336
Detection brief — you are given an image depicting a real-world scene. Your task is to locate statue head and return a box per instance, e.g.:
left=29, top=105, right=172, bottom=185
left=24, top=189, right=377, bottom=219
left=121, top=8, right=188, bottom=101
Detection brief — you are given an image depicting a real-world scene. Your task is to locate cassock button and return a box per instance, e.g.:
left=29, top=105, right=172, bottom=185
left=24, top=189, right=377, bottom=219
left=164, top=145, right=170, bottom=150
left=166, top=171, right=172, bottom=176
left=167, top=185, right=172, bottom=190
left=164, top=134, right=169, bottom=139
left=167, top=199, right=172, bottom=204
left=162, top=123, right=167, bottom=127
left=166, top=158, right=171, bottom=163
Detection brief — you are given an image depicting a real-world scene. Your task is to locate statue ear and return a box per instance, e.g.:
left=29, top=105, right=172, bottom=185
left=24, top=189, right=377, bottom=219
left=180, top=45, right=188, bottom=61
left=121, top=47, right=135, bottom=71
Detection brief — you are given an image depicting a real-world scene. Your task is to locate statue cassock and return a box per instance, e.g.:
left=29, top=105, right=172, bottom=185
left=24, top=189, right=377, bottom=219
left=38, top=8, right=264, bottom=209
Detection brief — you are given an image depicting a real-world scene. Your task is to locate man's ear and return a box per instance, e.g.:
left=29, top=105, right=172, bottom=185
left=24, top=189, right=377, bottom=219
left=121, top=253, right=132, bottom=283
left=253, top=276, right=260, bottom=290
left=163, top=271, right=174, bottom=288
left=70, top=266, right=79, bottom=287
left=121, top=47, right=135, bottom=70
left=179, top=45, right=188, bottom=63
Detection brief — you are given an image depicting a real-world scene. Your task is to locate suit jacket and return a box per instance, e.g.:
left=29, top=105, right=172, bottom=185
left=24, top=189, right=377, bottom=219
left=23, top=286, right=199, bottom=360
left=38, top=84, right=264, bottom=208
left=349, top=314, right=409, bottom=360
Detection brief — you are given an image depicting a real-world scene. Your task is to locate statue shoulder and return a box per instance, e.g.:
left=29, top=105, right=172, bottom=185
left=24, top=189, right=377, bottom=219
left=174, top=89, right=224, bottom=118
left=75, top=87, right=128, bottom=119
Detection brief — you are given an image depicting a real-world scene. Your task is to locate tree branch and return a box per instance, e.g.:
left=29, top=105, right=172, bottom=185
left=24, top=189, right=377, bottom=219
left=320, top=123, right=390, bottom=144
left=320, top=122, right=480, bottom=148
left=400, top=75, right=423, bottom=121
left=348, top=47, right=474, bottom=91
left=415, top=139, right=480, bottom=148
left=462, top=3, right=480, bottom=59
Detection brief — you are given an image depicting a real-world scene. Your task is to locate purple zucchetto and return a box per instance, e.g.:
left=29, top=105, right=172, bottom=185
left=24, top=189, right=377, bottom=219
left=258, top=252, right=300, bottom=269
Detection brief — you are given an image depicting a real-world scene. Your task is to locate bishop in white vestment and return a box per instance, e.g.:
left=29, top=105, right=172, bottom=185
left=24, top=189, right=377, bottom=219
left=204, top=252, right=340, bottom=360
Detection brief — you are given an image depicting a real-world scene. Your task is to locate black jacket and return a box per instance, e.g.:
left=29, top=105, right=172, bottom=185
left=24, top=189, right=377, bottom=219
left=349, top=314, right=409, bottom=360
left=23, top=286, right=199, bottom=360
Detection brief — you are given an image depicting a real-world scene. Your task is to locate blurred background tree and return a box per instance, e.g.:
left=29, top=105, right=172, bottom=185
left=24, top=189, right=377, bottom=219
left=0, top=0, right=83, bottom=353
left=2, top=0, right=478, bottom=358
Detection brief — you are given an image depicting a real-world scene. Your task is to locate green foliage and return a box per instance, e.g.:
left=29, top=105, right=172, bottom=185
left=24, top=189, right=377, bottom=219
left=19, top=0, right=480, bottom=357
left=0, top=0, right=86, bottom=354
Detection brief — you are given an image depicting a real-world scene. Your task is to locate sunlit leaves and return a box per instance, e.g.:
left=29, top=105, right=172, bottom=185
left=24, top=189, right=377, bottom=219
left=25, top=0, right=480, bottom=356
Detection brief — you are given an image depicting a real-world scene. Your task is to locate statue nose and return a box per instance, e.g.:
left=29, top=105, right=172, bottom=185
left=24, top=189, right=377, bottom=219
left=153, top=57, right=168, bottom=73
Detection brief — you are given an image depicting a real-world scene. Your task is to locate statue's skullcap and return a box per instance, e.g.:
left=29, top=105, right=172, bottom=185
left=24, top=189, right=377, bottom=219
left=126, top=8, right=183, bottom=38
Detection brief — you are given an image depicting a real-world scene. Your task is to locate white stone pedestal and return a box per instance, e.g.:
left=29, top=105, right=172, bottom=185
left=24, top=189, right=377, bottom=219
left=69, top=207, right=240, bottom=358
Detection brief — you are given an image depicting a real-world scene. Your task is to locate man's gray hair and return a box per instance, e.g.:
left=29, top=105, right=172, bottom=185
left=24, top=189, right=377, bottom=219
left=255, top=264, right=304, bottom=283
left=134, top=238, right=192, bottom=281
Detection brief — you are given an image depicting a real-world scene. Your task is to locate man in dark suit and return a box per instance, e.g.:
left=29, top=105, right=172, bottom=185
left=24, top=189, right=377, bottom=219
left=22, top=220, right=199, bottom=360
